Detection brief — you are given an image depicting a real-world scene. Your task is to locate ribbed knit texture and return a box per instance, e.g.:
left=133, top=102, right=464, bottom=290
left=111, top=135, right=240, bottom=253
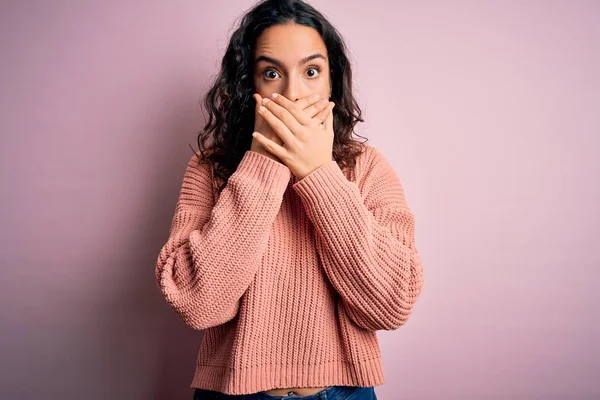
left=155, top=143, right=424, bottom=395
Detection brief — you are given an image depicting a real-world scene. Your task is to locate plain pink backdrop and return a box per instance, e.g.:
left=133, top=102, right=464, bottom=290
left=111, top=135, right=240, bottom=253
left=1, top=1, right=598, bottom=399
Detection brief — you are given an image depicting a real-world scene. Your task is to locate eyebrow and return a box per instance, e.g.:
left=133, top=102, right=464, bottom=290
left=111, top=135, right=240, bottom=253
left=254, top=53, right=327, bottom=68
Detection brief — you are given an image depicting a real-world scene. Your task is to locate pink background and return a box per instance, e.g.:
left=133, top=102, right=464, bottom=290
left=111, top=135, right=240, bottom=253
left=1, top=1, right=598, bottom=399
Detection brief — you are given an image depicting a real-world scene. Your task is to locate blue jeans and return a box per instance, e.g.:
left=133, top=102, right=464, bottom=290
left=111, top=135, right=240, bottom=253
left=193, top=386, right=378, bottom=399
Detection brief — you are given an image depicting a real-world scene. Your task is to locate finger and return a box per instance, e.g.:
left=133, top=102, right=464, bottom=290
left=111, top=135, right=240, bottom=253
left=296, top=93, right=330, bottom=121
left=253, top=93, right=263, bottom=116
left=314, top=102, right=335, bottom=125
left=325, top=103, right=334, bottom=131
left=257, top=102, right=296, bottom=143
left=319, top=103, right=334, bottom=132
left=260, top=97, right=303, bottom=135
left=254, top=93, right=273, bottom=130
left=294, top=92, right=323, bottom=110
left=267, top=93, right=311, bottom=125
left=269, top=93, right=330, bottom=125
left=305, top=97, right=332, bottom=121
left=252, top=131, right=287, bottom=160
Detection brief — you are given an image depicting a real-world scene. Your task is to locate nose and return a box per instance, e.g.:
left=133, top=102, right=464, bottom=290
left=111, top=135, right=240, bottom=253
left=282, top=74, right=304, bottom=102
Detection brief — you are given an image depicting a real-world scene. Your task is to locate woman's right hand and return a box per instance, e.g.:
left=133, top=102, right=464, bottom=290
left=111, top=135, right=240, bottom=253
left=250, top=93, right=330, bottom=162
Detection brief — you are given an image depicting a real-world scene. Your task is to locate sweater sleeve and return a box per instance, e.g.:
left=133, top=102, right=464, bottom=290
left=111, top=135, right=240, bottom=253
left=291, top=146, right=424, bottom=331
left=155, top=150, right=291, bottom=330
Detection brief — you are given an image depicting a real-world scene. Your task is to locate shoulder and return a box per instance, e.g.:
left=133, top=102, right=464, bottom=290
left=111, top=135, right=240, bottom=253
left=351, top=143, right=410, bottom=205
left=352, top=142, right=397, bottom=182
left=173, top=151, right=217, bottom=209
left=183, top=151, right=213, bottom=181
left=180, top=151, right=215, bottom=195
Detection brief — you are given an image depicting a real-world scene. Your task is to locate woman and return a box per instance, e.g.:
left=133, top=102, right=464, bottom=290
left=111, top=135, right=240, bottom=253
left=155, top=0, right=425, bottom=398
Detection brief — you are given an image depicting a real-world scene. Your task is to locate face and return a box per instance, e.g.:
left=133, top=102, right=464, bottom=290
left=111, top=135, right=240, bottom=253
left=253, top=23, right=331, bottom=102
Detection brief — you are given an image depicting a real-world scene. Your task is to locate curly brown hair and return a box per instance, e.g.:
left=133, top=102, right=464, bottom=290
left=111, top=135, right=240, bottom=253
left=191, top=0, right=368, bottom=195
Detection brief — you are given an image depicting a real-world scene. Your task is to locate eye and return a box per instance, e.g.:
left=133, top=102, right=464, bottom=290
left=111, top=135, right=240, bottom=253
left=262, top=66, right=322, bottom=80
left=306, top=66, right=321, bottom=78
left=263, top=69, right=280, bottom=80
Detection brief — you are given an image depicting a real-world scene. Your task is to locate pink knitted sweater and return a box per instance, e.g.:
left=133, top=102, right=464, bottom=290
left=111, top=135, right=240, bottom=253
left=155, top=143, right=424, bottom=395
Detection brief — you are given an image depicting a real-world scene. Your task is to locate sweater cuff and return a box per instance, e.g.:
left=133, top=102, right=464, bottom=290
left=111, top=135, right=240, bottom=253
left=234, top=150, right=292, bottom=192
left=291, top=160, right=349, bottom=201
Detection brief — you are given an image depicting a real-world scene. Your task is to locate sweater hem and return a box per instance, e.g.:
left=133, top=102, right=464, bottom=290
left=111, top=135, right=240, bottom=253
left=189, top=356, right=386, bottom=396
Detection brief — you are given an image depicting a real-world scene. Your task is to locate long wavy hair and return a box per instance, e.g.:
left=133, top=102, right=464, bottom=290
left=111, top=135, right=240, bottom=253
left=192, top=0, right=368, bottom=195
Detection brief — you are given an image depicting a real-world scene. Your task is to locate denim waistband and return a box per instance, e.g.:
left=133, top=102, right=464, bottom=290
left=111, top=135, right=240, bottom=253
left=253, top=385, right=365, bottom=399
left=193, top=385, right=374, bottom=399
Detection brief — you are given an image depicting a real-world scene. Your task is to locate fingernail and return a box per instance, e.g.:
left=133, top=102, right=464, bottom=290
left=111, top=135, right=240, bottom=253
left=311, top=93, right=321, bottom=101
left=259, top=106, right=266, bottom=112
left=261, top=98, right=270, bottom=105
left=272, top=93, right=279, bottom=99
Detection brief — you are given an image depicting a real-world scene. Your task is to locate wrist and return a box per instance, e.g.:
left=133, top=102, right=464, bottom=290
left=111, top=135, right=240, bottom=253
left=249, top=147, right=281, bottom=163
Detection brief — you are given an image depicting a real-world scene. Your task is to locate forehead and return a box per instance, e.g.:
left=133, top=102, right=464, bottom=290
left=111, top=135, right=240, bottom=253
left=254, top=23, right=327, bottom=62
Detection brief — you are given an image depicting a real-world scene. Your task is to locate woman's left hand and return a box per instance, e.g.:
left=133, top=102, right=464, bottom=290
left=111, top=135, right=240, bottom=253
left=252, top=93, right=335, bottom=180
